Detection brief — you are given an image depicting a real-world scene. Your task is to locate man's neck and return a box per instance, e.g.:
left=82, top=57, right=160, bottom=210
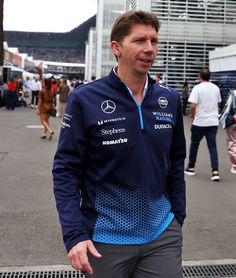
left=116, top=66, right=147, bottom=103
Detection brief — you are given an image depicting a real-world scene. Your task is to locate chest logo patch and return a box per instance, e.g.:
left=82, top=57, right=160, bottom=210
left=158, top=97, right=168, bottom=109
left=101, top=100, right=116, bottom=114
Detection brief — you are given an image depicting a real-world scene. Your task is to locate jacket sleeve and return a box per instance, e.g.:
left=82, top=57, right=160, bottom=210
left=52, top=92, right=90, bottom=251
left=166, top=94, right=186, bottom=226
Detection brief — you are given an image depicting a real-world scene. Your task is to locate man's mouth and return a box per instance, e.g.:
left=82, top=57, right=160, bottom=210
left=138, top=58, right=153, bottom=65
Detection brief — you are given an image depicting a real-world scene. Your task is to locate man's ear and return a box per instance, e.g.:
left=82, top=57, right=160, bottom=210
left=111, top=41, right=121, bottom=57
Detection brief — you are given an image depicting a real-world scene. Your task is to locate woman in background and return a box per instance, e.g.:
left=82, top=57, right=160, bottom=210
left=37, top=78, right=56, bottom=140
left=57, top=77, right=70, bottom=117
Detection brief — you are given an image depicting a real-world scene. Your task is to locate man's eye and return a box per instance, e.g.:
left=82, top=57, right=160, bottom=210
left=135, top=40, right=143, bottom=43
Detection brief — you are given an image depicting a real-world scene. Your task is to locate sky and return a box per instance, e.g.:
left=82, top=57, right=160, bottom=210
left=3, top=0, right=97, bottom=33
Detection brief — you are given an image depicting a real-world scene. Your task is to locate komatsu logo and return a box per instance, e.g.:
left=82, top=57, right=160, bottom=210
left=102, top=138, right=128, bottom=145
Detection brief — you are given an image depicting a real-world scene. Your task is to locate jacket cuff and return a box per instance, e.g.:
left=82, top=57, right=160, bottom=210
left=174, top=214, right=186, bottom=226
left=65, top=233, right=90, bottom=252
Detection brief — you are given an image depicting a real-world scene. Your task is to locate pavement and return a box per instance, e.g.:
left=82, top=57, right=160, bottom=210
left=0, top=106, right=235, bottom=269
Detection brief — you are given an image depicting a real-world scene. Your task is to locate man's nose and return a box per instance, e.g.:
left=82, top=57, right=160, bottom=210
left=144, top=41, right=156, bottom=52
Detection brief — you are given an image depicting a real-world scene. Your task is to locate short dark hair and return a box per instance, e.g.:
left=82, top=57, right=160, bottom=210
left=44, top=78, right=52, bottom=90
left=110, top=10, right=161, bottom=43
left=199, top=67, right=210, bottom=81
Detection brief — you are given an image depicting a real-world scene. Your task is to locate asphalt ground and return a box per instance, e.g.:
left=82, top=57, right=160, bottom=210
left=0, top=106, right=235, bottom=268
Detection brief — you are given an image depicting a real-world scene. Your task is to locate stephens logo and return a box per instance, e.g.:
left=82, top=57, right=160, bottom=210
left=101, top=100, right=116, bottom=114
left=158, top=97, right=168, bottom=109
left=101, top=128, right=125, bottom=136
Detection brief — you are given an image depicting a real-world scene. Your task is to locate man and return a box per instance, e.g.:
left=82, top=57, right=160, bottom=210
left=23, top=76, right=32, bottom=105
left=30, top=76, right=42, bottom=108
left=53, top=10, right=186, bottom=278
left=185, top=67, right=222, bottom=181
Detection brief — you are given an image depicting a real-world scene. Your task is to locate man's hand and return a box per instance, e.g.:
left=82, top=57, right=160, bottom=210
left=68, top=240, right=102, bottom=275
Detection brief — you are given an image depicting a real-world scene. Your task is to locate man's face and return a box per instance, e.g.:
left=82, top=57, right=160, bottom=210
left=113, top=24, right=158, bottom=75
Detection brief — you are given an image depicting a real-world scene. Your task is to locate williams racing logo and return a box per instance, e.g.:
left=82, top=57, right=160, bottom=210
left=158, top=97, right=168, bottom=109
left=101, top=100, right=116, bottom=114
left=152, top=112, right=174, bottom=130
left=61, top=113, right=72, bottom=128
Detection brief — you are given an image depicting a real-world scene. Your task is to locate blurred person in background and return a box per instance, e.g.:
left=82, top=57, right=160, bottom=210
left=37, top=78, right=56, bottom=140
left=219, top=88, right=236, bottom=174
left=154, top=73, right=164, bottom=84
left=57, top=77, right=70, bottom=117
left=6, top=77, right=17, bottom=110
left=31, top=76, right=42, bottom=108
left=181, top=80, right=189, bottom=115
left=23, top=76, right=32, bottom=105
left=185, top=67, right=222, bottom=181
left=0, top=76, right=4, bottom=107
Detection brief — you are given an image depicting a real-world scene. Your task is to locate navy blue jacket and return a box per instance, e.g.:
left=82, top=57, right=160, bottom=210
left=53, top=69, right=186, bottom=251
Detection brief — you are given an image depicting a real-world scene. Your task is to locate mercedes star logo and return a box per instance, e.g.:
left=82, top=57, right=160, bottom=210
left=101, top=100, right=116, bottom=114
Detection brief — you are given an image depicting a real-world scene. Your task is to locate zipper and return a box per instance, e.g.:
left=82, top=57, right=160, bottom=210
left=137, top=105, right=144, bottom=129
left=126, top=83, right=153, bottom=130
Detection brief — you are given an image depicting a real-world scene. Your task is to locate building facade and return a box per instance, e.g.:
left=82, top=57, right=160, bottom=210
left=209, top=43, right=236, bottom=106
left=85, top=27, right=97, bottom=81
left=94, top=0, right=125, bottom=79
left=149, top=0, right=236, bottom=91
left=86, top=0, right=236, bottom=92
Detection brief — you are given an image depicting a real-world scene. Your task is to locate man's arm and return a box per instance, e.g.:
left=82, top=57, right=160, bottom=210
left=52, top=92, right=101, bottom=272
left=166, top=94, right=186, bottom=225
left=189, top=102, right=197, bottom=120
left=53, top=93, right=89, bottom=249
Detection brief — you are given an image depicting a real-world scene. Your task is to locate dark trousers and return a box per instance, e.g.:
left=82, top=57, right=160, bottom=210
left=6, top=90, right=15, bottom=110
left=87, top=218, right=182, bottom=278
left=188, top=125, right=219, bottom=171
left=31, top=90, right=39, bottom=106
left=182, top=97, right=188, bottom=115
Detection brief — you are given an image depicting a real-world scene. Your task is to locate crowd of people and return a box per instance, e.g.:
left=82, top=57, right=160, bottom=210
left=0, top=64, right=235, bottom=172
left=19, top=47, right=85, bottom=63
left=0, top=74, right=90, bottom=140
